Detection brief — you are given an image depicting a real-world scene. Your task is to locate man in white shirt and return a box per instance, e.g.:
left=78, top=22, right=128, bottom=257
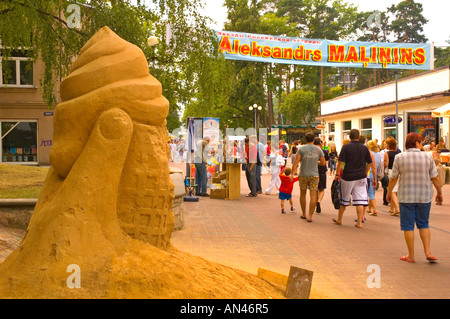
left=194, top=136, right=212, bottom=196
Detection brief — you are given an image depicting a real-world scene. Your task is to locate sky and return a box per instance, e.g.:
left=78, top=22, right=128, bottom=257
left=203, top=0, right=450, bottom=47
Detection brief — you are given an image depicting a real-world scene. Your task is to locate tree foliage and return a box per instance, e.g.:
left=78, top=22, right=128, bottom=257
left=0, top=0, right=224, bottom=131
left=1, top=0, right=441, bottom=132
left=280, top=89, right=317, bottom=127
left=434, top=40, right=450, bottom=69
left=388, top=0, right=428, bottom=43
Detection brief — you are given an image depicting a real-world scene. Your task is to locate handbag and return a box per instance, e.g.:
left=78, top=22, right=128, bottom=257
left=331, top=180, right=340, bottom=210
left=381, top=175, right=389, bottom=188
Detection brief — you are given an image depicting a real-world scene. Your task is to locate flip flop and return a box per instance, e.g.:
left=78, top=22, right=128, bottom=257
left=390, top=211, right=400, bottom=216
left=332, top=218, right=342, bottom=225
left=400, top=255, right=415, bottom=263
left=426, top=256, right=438, bottom=263
left=355, top=224, right=362, bottom=228
left=300, top=216, right=307, bottom=220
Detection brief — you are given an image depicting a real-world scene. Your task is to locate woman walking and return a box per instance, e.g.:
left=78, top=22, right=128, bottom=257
left=265, top=146, right=284, bottom=195
left=387, top=132, right=443, bottom=263
left=289, top=140, right=299, bottom=165
left=367, top=140, right=381, bottom=216
left=328, top=144, right=338, bottom=177
left=385, top=137, right=401, bottom=216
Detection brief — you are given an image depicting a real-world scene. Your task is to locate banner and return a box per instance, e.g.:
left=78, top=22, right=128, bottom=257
left=216, top=30, right=433, bottom=70
left=203, top=117, right=220, bottom=147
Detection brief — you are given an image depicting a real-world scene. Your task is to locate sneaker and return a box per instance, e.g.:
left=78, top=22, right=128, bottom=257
left=281, top=209, right=286, bottom=214
left=291, top=206, right=295, bottom=212
left=316, top=202, right=321, bottom=213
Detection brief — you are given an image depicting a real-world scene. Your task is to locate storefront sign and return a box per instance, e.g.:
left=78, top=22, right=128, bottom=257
left=383, top=115, right=402, bottom=124
left=43, top=112, right=53, bottom=116
left=217, top=31, right=432, bottom=70
left=407, top=113, right=439, bottom=144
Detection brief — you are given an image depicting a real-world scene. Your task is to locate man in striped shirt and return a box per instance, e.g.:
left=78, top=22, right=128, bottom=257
left=387, top=132, right=443, bottom=263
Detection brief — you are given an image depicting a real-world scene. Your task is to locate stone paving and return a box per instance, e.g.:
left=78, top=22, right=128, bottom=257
left=1, top=162, right=449, bottom=299
left=170, top=162, right=450, bottom=299
left=0, top=225, right=25, bottom=262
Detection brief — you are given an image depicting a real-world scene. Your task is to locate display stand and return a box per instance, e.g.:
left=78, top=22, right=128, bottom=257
left=225, top=163, right=241, bottom=200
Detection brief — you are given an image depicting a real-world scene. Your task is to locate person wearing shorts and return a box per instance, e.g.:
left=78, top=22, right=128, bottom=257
left=333, top=129, right=376, bottom=228
left=291, top=133, right=325, bottom=222
left=279, top=167, right=298, bottom=214
left=314, top=137, right=328, bottom=214
left=387, top=132, right=443, bottom=263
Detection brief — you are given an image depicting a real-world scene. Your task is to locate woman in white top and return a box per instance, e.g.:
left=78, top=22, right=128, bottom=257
left=265, top=146, right=285, bottom=195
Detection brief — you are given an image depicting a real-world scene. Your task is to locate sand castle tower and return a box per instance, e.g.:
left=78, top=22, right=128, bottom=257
left=0, top=27, right=284, bottom=299
left=50, top=27, right=175, bottom=248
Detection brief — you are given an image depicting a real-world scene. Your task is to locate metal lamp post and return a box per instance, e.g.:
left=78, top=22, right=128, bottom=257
left=249, top=104, right=262, bottom=134
left=395, top=71, right=399, bottom=141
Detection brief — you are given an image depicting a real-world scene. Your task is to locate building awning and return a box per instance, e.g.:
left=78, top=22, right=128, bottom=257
left=270, top=124, right=321, bottom=129
left=317, top=90, right=450, bottom=119
left=432, top=102, right=450, bottom=118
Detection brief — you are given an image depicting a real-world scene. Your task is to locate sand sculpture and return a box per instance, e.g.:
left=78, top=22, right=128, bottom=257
left=0, top=27, right=284, bottom=299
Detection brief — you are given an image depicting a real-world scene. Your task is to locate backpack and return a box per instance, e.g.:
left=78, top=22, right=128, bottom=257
left=377, top=159, right=386, bottom=181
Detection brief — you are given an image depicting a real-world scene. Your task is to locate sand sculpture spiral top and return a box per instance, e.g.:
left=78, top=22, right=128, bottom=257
left=50, top=26, right=175, bottom=248
left=51, top=26, right=169, bottom=178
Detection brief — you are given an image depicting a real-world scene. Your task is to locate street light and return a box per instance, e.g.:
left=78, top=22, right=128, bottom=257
left=249, top=104, right=262, bottom=133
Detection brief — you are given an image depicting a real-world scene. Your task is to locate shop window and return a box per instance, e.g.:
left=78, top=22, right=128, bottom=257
left=329, top=122, right=335, bottom=133
left=328, top=122, right=335, bottom=142
left=342, top=120, right=351, bottom=140
left=360, top=118, right=372, bottom=141
left=0, top=50, right=34, bottom=87
left=1, top=121, right=38, bottom=163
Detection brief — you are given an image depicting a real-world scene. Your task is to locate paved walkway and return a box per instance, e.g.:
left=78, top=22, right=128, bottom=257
left=1, top=162, right=449, bottom=298
left=170, top=162, right=450, bottom=299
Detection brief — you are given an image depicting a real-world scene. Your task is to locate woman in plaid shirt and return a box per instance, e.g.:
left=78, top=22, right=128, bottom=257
left=387, top=132, right=443, bottom=263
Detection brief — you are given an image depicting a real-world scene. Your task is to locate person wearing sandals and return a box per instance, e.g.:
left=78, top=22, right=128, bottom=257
left=387, top=132, right=443, bottom=263
left=384, top=137, right=401, bottom=216
left=367, top=140, right=382, bottom=216
left=291, top=132, right=326, bottom=222
left=332, top=129, right=376, bottom=228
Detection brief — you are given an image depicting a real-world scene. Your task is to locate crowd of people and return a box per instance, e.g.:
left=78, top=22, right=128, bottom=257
left=176, top=128, right=446, bottom=263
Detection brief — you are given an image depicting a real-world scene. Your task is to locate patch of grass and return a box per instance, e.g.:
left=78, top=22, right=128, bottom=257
left=0, top=164, right=49, bottom=199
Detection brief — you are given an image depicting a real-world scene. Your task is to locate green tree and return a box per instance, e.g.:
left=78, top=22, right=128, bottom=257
left=434, top=40, right=450, bottom=69
left=259, top=12, right=296, bottom=127
left=217, top=0, right=265, bottom=130
left=388, top=0, right=428, bottom=43
left=280, top=89, right=318, bottom=127
left=0, top=0, right=223, bottom=132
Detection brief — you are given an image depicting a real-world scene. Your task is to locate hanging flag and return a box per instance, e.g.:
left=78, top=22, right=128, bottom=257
left=216, top=30, right=433, bottom=70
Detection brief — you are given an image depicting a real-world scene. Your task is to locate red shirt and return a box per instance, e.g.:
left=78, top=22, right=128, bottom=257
left=279, top=174, right=298, bottom=194
left=245, top=144, right=257, bottom=163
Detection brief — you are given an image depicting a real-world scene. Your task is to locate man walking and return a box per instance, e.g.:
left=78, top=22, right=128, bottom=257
left=291, top=132, right=326, bottom=222
left=387, top=132, right=443, bottom=263
left=332, top=129, right=376, bottom=228
left=245, top=136, right=258, bottom=197
left=251, top=135, right=266, bottom=194
left=194, top=136, right=212, bottom=196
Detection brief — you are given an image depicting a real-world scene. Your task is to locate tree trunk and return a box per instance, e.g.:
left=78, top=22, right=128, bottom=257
left=342, top=68, right=346, bottom=92
left=278, top=64, right=283, bottom=125
left=265, top=64, right=274, bottom=127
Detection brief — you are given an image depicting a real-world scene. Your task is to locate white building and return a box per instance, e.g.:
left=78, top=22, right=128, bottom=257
left=318, top=66, right=450, bottom=151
